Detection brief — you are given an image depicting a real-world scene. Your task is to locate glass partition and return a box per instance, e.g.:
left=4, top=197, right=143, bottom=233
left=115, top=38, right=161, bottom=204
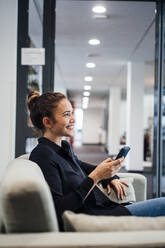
left=25, top=0, right=44, bottom=153
left=55, top=0, right=156, bottom=198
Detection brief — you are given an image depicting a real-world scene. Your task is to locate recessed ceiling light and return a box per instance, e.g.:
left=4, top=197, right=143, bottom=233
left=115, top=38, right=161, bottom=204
left=92, top=6, right=106, bottom=14
left=88, top=39, right=100, bottom=46
left=83, top=91, right=90, bottom=97
left=93, top=14, right=109, bottom=19
left=82, top=96, right=89, bottom=109
left=84, top=85, right=92, bottom=90
left=86, top=63, right=96, bottom=68
left=82, top=102, right=88, bottom=109
left=84, top=76, right=93, bottom=82
left=83, top=96, right=89, bottom=102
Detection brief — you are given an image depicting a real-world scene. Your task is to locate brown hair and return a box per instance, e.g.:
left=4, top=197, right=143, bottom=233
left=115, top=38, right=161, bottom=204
left=27, top=91, right=66, bottom=132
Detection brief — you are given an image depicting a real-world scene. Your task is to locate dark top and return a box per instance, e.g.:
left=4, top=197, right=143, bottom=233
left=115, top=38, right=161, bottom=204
left=29, top=137, right=131, bottom=231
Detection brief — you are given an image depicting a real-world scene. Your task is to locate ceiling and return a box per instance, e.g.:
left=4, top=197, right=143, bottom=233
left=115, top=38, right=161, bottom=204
left=30, top=0, right=156, bottom=108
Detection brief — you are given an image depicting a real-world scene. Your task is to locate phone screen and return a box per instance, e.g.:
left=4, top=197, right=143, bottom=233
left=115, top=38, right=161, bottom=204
left=115, top=146, right=130, bottom=160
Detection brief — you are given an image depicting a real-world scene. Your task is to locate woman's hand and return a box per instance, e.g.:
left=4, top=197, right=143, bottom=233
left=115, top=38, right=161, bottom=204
left=107, top=179, right=129, bottom=200
left=89, top=157, right=124, bottom=184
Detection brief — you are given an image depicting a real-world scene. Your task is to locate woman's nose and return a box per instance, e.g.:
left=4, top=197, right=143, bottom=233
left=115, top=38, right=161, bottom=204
left=71, top=115, right=75, bottom=123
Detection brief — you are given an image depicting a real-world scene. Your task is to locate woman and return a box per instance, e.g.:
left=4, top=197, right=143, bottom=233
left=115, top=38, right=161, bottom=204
left=28, top=91, right=165, bottom=231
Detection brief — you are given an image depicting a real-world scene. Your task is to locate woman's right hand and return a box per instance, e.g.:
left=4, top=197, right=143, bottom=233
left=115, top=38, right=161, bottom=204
left=88, top=157, right=124, bottom=184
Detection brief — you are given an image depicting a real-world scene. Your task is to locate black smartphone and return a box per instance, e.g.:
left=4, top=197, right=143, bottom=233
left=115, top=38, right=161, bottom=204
left=115, top=146, right=131, bottom=160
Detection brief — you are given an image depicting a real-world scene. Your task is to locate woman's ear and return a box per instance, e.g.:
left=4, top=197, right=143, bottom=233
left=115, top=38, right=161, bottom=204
left=42, top=116, right=52, bottom=129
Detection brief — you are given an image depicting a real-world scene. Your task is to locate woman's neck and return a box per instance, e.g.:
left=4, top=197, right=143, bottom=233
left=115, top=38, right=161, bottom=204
left=43, top=133, right=62, bottom=147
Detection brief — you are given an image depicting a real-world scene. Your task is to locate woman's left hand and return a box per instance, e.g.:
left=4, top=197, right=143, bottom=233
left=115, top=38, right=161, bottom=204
left=106, top=179, right=129, bottom=200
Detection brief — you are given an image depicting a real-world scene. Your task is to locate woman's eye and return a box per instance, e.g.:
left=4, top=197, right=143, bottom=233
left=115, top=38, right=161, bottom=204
left=64, top=113, right=70, bottom=117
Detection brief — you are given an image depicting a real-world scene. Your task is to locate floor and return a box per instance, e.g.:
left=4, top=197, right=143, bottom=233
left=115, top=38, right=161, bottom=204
left=73, top=144, right=153, bottom=199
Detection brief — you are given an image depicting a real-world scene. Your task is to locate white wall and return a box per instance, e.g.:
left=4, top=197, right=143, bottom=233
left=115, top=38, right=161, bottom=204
left=0, top=0, right=18, bottom=180
left=120, top=100, right=126, bottom=138
left=107, top=88, right=121, bottom=155
left=119, top=94, right=154, bottom=140
left=82, top=108, right=103, bottom=144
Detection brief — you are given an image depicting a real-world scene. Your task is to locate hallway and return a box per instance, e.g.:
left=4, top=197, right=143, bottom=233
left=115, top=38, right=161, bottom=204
left=73, top=144, right=108, bottom=165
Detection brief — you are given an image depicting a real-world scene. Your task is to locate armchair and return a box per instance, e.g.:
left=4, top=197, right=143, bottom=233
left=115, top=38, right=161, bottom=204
left=0, top=156, right=165, bottom=248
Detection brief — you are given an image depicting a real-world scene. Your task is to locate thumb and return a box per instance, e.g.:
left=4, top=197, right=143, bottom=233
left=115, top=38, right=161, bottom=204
left=104, top=157, right=113, bottom=162
left=107, top=184, right=111, bottom=194
left=113, top=157, right=124, bottom=166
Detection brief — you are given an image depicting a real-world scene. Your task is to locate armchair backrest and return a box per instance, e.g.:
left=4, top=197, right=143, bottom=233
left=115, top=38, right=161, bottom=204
left=0, top=156, right=59, bottom=233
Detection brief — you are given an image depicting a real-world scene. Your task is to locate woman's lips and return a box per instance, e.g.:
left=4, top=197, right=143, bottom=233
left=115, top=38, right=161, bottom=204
left=66, top=125, right=74, bottom=129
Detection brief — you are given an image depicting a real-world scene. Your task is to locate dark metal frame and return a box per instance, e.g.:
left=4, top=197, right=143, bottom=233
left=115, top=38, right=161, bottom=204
left=16, top=0, right=56, bottom=157
left=42, top=0, right=56, bottom=92
left=15, top=0, right=29, bottom=157
left=154, top=1, right=165, bottom=197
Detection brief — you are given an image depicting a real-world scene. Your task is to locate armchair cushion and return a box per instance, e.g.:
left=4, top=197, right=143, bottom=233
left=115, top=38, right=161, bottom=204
left=98, top=177, right=136, bottom=204
left=0, top=158, right=59, bottom=233
left=63, top=211, right=165, bottom=232
left=117, top=173, right=147, bottom=202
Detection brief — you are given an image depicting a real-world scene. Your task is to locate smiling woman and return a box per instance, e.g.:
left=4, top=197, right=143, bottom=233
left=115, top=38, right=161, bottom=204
left=28, top=91, right=129, bottom=231
left=28, top=90, right=165, bottom=232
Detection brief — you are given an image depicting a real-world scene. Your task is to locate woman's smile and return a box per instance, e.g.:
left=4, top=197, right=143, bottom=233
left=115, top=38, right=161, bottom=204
left=66, top=125, right=74, bottom=130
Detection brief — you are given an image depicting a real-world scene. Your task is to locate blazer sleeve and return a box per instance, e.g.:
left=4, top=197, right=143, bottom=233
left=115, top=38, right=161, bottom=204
left=73, top=154, right=120, bottom=188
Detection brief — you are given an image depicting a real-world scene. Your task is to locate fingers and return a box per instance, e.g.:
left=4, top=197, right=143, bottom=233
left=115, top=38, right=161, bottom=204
left=107, top=184, right=111, bottom=195
left=112, top=157, right=124, bottom=166
left=111, top=180, right=127, bottom=200
left=105, top=157, right=113, bottom=162
left=113, top=184, right=120, bottom=199
left=120, top=180, right=129, bottom=187
left=120, top=183, right=127, bottom=198
left=113, top=163, right=122, bottom=174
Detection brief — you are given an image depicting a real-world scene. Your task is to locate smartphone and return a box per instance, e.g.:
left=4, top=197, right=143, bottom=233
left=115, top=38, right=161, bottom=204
left=115, top=146, right=131, bottom=160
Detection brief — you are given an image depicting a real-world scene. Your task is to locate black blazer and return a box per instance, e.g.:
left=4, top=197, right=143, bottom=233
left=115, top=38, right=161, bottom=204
left=29, top=137, right=130, bottom=231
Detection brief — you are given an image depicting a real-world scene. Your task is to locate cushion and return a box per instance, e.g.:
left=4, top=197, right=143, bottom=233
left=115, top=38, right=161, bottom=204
left=63, top=211, right=165, bottom=232
left=0, top=158, right=59, bottom=233
left=98, top=177, right=136, bottom=204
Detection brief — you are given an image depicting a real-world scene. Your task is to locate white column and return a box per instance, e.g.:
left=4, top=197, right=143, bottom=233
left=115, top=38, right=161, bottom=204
left=126, top=62, right=144, bottom=171
left=107, top=88, right=121, bottom=155
left=0, top=0, right=18, bottom=179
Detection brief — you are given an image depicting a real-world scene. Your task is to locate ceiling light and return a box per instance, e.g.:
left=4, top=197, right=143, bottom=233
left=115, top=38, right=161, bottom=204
left=83, top=97, right=89, bottom=103
left=82, top=97, right=89, bottom=109
left=83, top=91, right=90, bottom=97
left=84, top=85, right=92, bottom=90
left=88, top=39, right=100, bottom=46
left=84, top=76, right=93, bottom=82
left=82, top=103, right=88, bottom=110
left=93, top=14, right=109, bottom=19
left=92, top=6, right=106, bottom=14
left=86, top=63, right=96, bottom=68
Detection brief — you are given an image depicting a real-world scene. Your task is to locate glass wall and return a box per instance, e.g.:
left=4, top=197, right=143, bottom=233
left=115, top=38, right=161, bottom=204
left=55, top=0, right=156, bottom=198
left=26, top=0, right=44, bottom=153
left=160, top=2, right=165, bottom=197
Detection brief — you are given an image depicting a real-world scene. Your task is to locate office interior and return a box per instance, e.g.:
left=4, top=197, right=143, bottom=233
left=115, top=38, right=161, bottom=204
left=1, top=0, right=165, bottom=201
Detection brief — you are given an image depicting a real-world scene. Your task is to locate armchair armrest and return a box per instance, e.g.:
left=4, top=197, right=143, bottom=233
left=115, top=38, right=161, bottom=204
left=117, top=173, right=147, bottom=202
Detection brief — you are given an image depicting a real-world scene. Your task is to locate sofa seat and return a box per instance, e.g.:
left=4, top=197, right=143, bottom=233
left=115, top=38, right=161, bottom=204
left=1, top=231, right=165, bottom=248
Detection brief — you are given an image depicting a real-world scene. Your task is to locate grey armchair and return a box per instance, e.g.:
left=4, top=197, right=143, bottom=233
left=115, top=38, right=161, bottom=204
left=0, top=156, right=165, bottom=248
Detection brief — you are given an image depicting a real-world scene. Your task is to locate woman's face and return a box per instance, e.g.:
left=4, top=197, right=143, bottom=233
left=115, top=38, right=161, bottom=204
left=50, top=98, right=75, bottom=138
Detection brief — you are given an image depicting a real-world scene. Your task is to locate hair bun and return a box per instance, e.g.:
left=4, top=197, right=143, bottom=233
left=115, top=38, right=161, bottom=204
left=27, top=91, right=40, bottom=112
